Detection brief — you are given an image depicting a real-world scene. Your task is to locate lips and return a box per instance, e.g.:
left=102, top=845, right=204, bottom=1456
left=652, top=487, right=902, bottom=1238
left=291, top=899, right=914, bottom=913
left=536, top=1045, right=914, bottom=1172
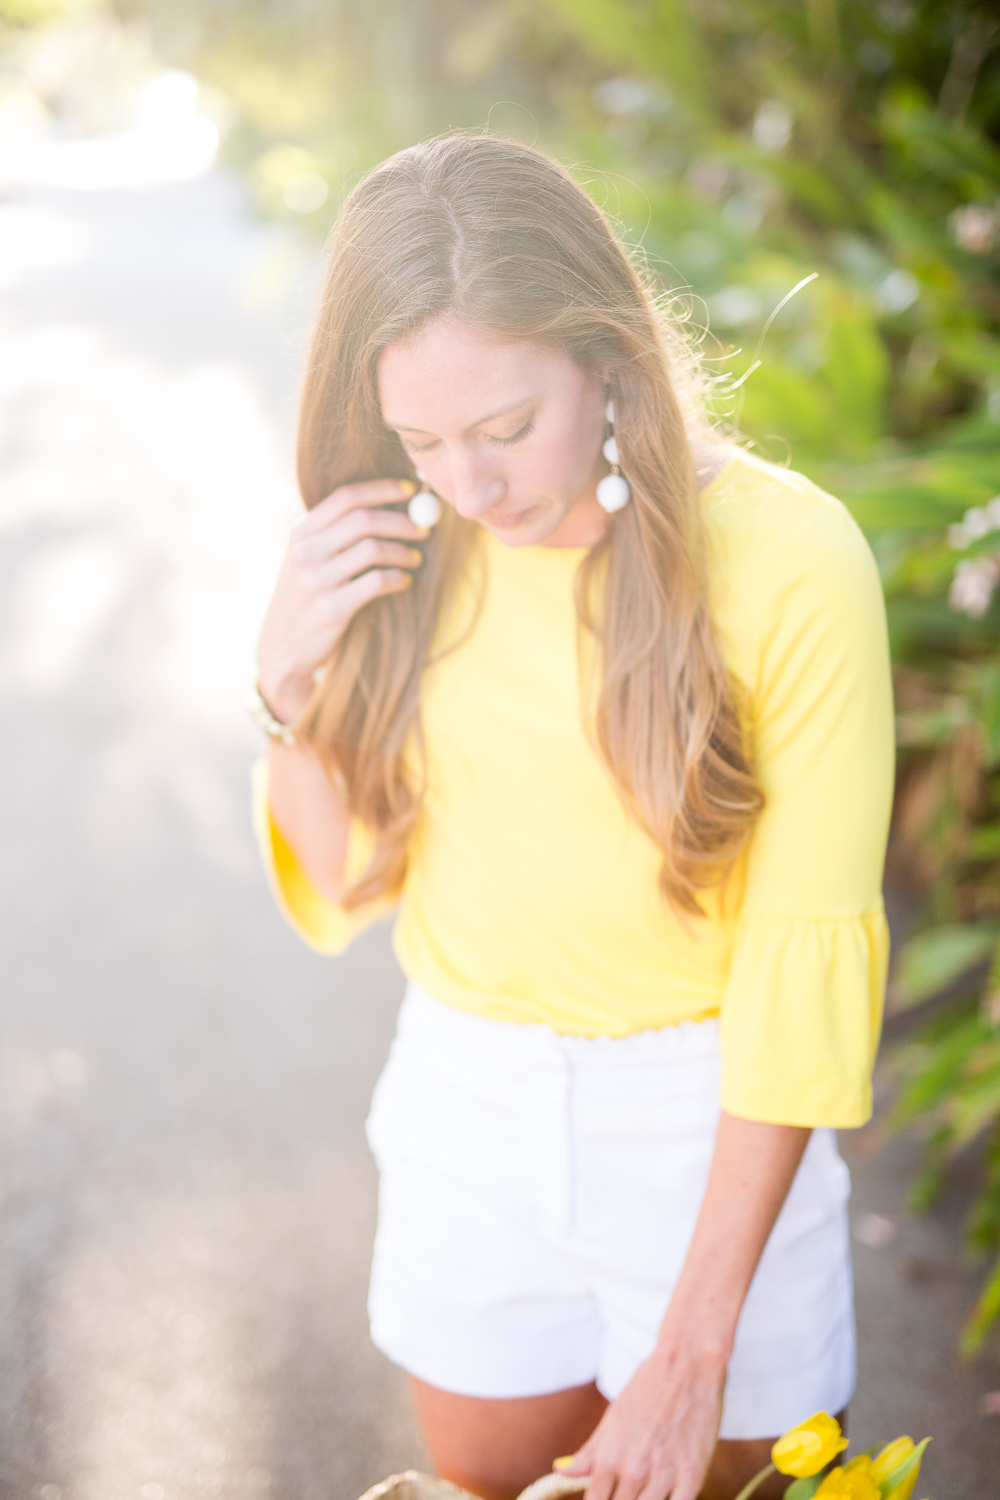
left=486, top=505, right=535, bottom=529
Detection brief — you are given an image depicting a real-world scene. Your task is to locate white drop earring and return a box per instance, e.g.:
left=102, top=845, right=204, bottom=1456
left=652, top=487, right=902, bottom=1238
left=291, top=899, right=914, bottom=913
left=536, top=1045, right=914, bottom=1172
left=408, top=469, right=443, bottom=529
left=596, top=397, right=631, bottom=514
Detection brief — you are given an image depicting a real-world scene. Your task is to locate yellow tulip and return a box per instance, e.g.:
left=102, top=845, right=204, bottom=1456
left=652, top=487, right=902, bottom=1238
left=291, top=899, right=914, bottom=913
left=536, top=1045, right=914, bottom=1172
left=813, top=1459, right=880, bottom=1500
left=872, top=1438, right=914, bottom=1482
left=772, top=1412, right=849, bottom=1478
left=886, top=1468, right=919, bottom=1500
left=873, top=1436, right=931, bottom=1500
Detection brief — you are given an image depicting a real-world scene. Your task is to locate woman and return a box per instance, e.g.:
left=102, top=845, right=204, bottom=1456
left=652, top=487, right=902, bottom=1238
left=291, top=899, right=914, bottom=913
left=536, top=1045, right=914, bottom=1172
left=251, top=135, right=894, bottom=1500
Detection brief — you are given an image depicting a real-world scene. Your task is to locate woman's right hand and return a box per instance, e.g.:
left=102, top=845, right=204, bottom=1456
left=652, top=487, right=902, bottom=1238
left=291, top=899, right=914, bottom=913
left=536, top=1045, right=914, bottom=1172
left=256, top=478, right=429, bottom=724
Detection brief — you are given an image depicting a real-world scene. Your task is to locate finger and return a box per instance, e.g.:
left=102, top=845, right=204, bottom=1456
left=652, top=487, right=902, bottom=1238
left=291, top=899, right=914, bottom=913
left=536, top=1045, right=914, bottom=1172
left=295, top=508, right=431, bottom=570
left=650, top=1464, right=701, bottom=1500
left=606, top=1464, right=646, bottom=1500
left=323, top=537, right=425, bottom=588
left=304, top=478, right=417, bottom=529
left=555, top=1437, right=596, bottom=1477
left=332, top=565, right=415, bottom=620
left=584, top=1461, right=619, bottom=1500
left=635, top=1469, right=675, bottom=1500
left=553, top=1456, right=592, bottom=1477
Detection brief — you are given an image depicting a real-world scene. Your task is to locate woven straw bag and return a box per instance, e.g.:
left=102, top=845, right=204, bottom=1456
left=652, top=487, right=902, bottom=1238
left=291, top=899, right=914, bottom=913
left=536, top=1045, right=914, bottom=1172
left=357, top=1471, right=589, bottom=1500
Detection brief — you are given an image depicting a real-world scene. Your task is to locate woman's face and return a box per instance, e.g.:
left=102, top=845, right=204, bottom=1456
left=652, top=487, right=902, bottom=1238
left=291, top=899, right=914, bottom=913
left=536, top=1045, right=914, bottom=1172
left=377, top=316, right=610, bottom=548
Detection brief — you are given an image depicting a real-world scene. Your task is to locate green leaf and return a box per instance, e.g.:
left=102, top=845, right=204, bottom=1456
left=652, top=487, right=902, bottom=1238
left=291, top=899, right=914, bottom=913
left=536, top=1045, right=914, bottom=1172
left=843, top=484, right=965, bottom=532
left=735, top=362, right=840, bottom=452
left=907, top=1157, right=944, bottom=1213
left=890, top=1014, right=992, bottom=1129
left=882, top=92, right=1000, bottom=191
left=961, top=1251, right=1000, bottom=1356
left=813, top=449, right=1000, bottom=539
left=895, top=700, right=971, bottom=748
left=894, top=925, right=999, bottom=1009
left=879, top=1437, right=930, bottom=1499
left=821, top=291, right=890, bottom=450
left=948, top=1059, right=1000, bottom=1151
left=967, top=821, right=1000, bottom=859
left=783, top=1479, right=822, bottom=1500
left=541, top=0, right=709, bottom=113
left=975, top=666, right=1000, bottom=766
left=965, top=1125, right=1000, bottom=1256
left=884, top=598, right=973, bottom=659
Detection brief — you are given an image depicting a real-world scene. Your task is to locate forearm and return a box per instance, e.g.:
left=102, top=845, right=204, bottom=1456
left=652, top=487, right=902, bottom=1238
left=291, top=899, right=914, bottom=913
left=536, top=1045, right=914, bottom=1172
left=266, top=738, right=353, bottom=905
left=656, top=1111, right=811, bottom=1367
left=257, top=623, right=355, bottom=908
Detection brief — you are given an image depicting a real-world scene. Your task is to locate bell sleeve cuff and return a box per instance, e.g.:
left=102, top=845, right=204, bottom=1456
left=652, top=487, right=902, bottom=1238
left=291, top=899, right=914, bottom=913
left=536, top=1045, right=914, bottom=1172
left=719, top=905, right=890, bottom=1128
left=250, top=759, right=394, bottom=955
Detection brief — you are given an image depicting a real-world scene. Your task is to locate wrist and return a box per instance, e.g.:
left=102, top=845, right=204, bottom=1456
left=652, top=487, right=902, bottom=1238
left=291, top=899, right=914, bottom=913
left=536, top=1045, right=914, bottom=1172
left=652, top=1337, right=731, bottom=1378
left=653, top=1310, right=735, bottom=1375
left=255, top=669, right=314, bottom=725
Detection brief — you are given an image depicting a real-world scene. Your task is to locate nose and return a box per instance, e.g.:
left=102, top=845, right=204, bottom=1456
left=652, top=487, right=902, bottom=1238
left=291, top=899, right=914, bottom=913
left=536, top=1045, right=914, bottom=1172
left=447, top=449, right=507, bottom=520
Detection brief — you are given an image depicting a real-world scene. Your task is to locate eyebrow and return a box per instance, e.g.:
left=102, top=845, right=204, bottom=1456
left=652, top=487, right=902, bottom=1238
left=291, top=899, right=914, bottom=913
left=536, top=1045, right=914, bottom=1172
left=388, top=395, right=538, bottom=434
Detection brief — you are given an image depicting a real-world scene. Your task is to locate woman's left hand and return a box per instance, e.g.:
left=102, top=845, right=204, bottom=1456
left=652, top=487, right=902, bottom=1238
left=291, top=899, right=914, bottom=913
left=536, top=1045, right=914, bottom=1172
left=559, top=1115, right=810, bottom=1500
left=559, top=1340, right=726, bottom=1500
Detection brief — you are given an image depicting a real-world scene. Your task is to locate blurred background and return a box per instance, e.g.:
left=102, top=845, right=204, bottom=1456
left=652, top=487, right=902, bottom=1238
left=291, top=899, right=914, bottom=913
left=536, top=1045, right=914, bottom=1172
left=1, top=1, right=999, bottom=1497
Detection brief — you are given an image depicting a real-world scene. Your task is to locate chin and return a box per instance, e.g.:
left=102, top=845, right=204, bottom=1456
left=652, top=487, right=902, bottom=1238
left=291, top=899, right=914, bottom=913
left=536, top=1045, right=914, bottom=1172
left=480, top=508, right=540, bottom=543
left=484, top=504, right=567, bottom=547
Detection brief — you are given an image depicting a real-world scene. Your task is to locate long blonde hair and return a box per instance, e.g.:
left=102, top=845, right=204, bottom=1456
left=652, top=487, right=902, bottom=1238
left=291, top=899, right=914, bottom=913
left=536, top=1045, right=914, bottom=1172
left=297, top=133, right=763, bottom=917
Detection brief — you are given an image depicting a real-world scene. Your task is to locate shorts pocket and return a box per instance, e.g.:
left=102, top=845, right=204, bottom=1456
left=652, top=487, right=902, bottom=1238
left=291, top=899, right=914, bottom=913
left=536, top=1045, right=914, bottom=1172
left=365, top=1040, right=541, bottom=1229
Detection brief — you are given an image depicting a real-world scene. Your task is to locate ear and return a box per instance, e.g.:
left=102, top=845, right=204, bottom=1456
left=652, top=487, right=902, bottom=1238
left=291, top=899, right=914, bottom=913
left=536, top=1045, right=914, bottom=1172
left=591, top=369, right=612, bottom=413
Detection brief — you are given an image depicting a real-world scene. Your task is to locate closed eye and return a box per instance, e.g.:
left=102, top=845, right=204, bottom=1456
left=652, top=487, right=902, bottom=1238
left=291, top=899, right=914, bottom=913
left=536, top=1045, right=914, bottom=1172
left=488, top=420, right=534, bottom=448
left=399, top=417, right=535, bottom=453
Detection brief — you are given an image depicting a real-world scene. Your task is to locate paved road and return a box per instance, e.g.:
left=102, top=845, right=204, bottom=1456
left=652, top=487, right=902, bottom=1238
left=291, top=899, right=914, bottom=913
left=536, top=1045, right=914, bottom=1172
left=0, top=169, right=997, bottom=1500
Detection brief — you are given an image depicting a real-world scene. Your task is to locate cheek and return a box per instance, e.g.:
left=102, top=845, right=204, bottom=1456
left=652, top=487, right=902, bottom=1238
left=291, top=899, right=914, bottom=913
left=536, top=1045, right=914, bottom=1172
left=529, top=417, right=596, bottom=493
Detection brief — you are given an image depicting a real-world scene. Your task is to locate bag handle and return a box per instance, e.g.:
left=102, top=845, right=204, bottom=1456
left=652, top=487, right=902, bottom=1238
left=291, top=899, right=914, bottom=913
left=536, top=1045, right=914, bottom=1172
left=516, top=1474, right=589, bottom=1500
left=356, top=1469, right=589, bottom=1500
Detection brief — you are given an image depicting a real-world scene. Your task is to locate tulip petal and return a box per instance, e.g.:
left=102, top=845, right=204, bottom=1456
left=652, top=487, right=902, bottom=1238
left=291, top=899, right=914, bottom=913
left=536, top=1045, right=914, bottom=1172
left=773, top=1412, right=848, bottom=1477
left=871, top=1438, right=913, bottom=1483
left=879, top=1438, right=930, bottom=1500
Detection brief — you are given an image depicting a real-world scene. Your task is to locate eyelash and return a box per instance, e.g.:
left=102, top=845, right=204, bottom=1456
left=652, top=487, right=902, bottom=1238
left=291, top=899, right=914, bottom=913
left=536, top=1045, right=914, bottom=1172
left=404, top=420, right=535, bottom=454
left=489, top=420, right=534, bottom=448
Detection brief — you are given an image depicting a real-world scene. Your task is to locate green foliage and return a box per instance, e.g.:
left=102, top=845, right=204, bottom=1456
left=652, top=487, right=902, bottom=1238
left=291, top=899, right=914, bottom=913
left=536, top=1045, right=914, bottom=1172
left=112, top=0, right=1000, bottom=1348
left=892, top=922, right=998, bottom=1008
left=0, top=0, right=93, bottom=25
left=962, top=1248, right=1000, bottom=1355
left=967, top=1125, right=1000, bottom=1252
left=783, top=1478, right=821, bottom=1500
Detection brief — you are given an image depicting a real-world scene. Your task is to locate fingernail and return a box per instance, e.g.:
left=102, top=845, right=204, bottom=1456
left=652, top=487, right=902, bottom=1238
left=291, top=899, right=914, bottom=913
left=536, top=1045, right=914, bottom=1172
left=399, top=480, right=417, bottom=495
left=409, top=549, right=424, bottom=565
left=553, top=1457, right=575, bottom=1471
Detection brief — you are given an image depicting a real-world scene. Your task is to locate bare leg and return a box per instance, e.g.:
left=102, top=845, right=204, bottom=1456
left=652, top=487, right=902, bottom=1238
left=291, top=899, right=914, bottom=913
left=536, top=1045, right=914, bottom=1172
left=409, top=1378, right=608, bottom=1500
left=409, top=1378, right=848, bottom=1500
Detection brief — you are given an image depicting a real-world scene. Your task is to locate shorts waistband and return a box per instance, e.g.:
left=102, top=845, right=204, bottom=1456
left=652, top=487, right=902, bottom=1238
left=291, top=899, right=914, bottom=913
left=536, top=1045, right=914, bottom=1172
left=397, top=980, right=720, bottom=1077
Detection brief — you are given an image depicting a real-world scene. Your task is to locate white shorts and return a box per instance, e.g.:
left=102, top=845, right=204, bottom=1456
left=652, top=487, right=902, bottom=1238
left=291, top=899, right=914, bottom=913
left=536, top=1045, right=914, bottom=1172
left=365, top=983, right=856, bottom=1440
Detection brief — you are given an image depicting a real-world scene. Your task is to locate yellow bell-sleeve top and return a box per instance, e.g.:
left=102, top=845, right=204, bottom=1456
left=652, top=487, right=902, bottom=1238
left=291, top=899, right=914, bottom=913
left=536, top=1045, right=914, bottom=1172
left=253, top=451, right=895, bottom=1128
